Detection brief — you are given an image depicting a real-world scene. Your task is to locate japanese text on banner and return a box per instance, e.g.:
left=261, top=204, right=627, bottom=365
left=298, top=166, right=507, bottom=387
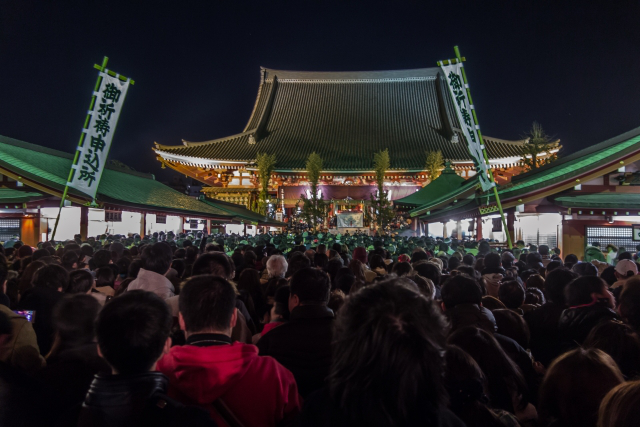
left=440, top=63, right=494, bottom=191
left=68, top=73, right=130, bottom=199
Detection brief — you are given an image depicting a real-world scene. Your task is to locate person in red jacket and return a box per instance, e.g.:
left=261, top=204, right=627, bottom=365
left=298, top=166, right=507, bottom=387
left=157, top=275, right=301, bottom=427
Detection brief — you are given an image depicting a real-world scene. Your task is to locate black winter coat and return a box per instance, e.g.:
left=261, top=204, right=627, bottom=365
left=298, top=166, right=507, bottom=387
left=558, top=303, right=619, bottom=350
left=257, top=304, right=334, bottom=398
left=77, top=372, right=215, bottom=427
left=524, top=302, right=567, bottom=367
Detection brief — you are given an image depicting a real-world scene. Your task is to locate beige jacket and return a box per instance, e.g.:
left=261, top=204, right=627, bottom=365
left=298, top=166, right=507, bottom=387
left=0, top=304, right=45, bottom=374
left=127, top=268, right=175, bottom=300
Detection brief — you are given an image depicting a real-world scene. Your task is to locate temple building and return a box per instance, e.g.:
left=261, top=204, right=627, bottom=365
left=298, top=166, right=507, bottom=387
left=154, top=66, right=553, bottom=226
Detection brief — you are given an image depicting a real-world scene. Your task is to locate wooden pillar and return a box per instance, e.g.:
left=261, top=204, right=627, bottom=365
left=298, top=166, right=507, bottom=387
left=21, top=217, right=39, bottom=247
left=476, top=217, right=483, bottom=240
left=80, top=206, right=89, bottom=241
left=456, top=220, right=462, bottom=240
left=442, top=222, right=448, bottom=239
left=140, top=213, right=146, bottom=238
left=206, top=219, right=211, bottom=235
left=243, top=223, right=247, bottom=235
left=411, top=217, right=418, bottom=235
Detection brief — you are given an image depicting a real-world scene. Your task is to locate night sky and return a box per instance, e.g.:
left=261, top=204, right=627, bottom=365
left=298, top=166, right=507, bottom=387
left=2, top=0, right=640, bottom=181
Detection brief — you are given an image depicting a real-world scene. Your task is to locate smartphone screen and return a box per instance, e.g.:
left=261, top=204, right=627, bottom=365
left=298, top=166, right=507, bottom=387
left=13, top=310, right=35, bottom=323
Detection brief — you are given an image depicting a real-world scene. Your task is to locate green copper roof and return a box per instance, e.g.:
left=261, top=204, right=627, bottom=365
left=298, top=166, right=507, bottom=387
left=0, top=135, right=231, bottom=219
left=0, top=188, right=45, bottom=203
left=155, top=67, right=526, bottom=171
left=408, top=176, right=479, bottom=217
left=554, top=193, right=640, bottom=209
left=419, top=197, right=476, bottom=222
left=496, top=126, right=640, bottom=202
left=394, top=163, right=466, bottom=207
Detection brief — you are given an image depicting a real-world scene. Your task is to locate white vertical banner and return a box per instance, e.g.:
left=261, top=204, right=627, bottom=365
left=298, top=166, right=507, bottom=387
left=68, top=72, right=130, bottom=198
left=440, top=63, right=494, bottom=191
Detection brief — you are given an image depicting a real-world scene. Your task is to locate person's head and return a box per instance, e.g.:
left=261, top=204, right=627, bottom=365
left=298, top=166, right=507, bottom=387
left=444, top=345, right=500, bottom=426
left=128, top=258, right=144, bottom=279
left=565, top=276, right=613, bottom=308
left=448, top=326, right=529, bottom=413
left=539, top=244, right=550, bottom=256
left=615, top=259, right=638, bottom=281
left=493, top=309, right=530, bottom=349
left=266, top=254, right=288, bottom=278
left=95, top=266, right=116, bottom=289
left=572, top=261, right=599, bottom=277
left=286, top=252, right=311, bottom=278
left=178, top=275, right=237, bottom=336
left=289, top=267, right=330, bottom=311
left=483, top=253, right=501, bottom=270
left=92, top=249, right=112, bottom=269
left=66, top=269, right=94, bottom=294
left=347, top=258, right=366, bottom=282
left=412, top=260, right=441, bottom=286
left=330, top=278, right=448, bottom=425
left=584, top=320, right=640, bottom=380
left=272, top=285, right=291, bottom=321
left=32, top=264, right=69, bottom=292
left=618, top=285, right=640, bottom=332
left=539, top=348, right=624, bottom=427
left=545, top=268, right=577, bottom=305
left=334, top=267, right=355, bottom=294
left=97, top=290, right=172, bottom=375
left=546, top=260, right=564, bottom=274
left=598, top=380, right=640, bottom=427
left=192, top=252, right=234, bottom=280
left=498, top=279, right=525, bottom=310
left=462, top=253, right=476, bottom=267
left=618, top=251, right=633, bottom=261
left=313, top=252, right=329, bottom=271
left=52, top=294, right=101, bottom=354
left=392, top=261, right=412, bottom=277
left=243, top=250, right=257, bottom=267
left=441, top=274, right=482, bottom=309
left=369, top=254, right=386, bottom=270
left=141, top=243, right=173, bottom=275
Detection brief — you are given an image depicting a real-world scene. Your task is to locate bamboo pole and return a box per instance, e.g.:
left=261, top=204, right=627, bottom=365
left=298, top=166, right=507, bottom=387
left=452, top=46, right=513, bottom=249
left=51, top=56, right=109, bottom=241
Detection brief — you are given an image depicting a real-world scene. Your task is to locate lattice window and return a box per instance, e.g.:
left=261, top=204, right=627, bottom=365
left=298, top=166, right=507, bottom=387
left=105, top=211, right=122, bottom=222
left=586, top=226, right=635, bottom=251
left=0, top=219, right=21, bottom=242
left=156, top=215, right=167, bottom=224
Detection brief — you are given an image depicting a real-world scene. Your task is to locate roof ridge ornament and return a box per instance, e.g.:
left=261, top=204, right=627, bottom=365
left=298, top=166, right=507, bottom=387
left=451, top=134, right=460, bottom=144
left=248, top=134, right=256, bottom=145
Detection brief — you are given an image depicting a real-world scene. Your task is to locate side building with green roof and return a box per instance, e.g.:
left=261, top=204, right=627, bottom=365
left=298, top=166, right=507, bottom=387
left=0, top=135, right=280, bottom=246
left=404, top=125, right=640, bottom=260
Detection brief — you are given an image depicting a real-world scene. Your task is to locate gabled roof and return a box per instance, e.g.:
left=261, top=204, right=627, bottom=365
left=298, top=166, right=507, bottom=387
left=394, top=163, right=466, bottom=207
left=0, top=135, right=232, bottom=219
left=0, top=188, right=46, bottom=204
left=155, top=66, right=527, bottom=171
left=408, top=176, right=479, bottom=217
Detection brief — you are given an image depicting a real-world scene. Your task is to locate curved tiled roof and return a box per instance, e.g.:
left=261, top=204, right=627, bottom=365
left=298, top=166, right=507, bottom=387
left=156, top=67, right=526, bottom=171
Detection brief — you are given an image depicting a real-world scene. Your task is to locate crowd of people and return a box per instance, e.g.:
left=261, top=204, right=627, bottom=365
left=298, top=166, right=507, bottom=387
left=1, top=230, right=640, bottom=426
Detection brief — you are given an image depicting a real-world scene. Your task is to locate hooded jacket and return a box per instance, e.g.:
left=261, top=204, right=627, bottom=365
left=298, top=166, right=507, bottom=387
left=481, top=272, right=504, bottom=298
left=558, top=302, right=619, bottom=349
left=157, top=342, right=301, bottom=427
left=584, top=246, right=606, bottom=263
